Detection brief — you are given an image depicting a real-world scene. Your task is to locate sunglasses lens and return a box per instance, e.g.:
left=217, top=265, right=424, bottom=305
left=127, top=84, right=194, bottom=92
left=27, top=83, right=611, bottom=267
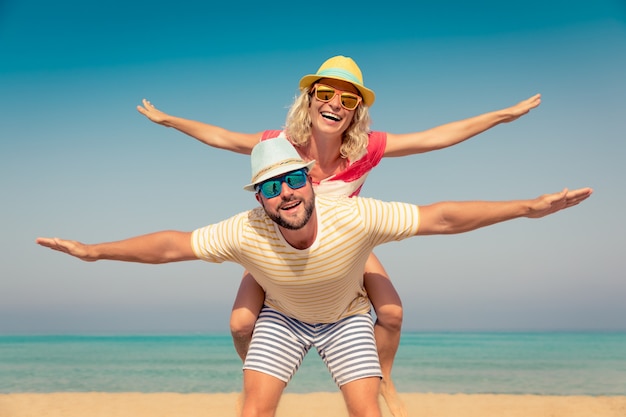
left=340, top=93, right=360, bottom=110
left=259, top=181, right=281, bottom=198
left=315, top=85, right=336, bottom=102
left=285, top=171, right=307, bottom=189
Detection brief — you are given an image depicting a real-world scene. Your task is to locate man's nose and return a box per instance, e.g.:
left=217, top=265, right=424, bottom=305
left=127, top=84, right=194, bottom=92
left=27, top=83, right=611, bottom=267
left=280, top=181, right=294, bottom=197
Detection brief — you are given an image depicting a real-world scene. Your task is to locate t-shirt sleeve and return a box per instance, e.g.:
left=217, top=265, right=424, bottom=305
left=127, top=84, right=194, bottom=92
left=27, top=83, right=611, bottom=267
left=355, top=197, right=420, bottom=245
left=191, top=214, right=246, bottom=263
left=364, top=131, right=387, bottom=167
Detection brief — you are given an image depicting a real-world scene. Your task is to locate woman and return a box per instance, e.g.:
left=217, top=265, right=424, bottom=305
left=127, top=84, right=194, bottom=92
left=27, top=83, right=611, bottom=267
left=137, top=55, right=541, bottom=417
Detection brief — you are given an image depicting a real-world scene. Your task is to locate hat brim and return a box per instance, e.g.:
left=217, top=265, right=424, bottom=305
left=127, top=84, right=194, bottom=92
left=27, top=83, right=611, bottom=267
left=299, top=75, right=375, bottom=107
left=244, top=160, right=316, bottom=192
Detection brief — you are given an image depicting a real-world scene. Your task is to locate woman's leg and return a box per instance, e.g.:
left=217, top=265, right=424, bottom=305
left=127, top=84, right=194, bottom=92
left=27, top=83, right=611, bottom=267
left=364, top=253, right=406, bottom=417
left=230, top=271, right=266, bottom=362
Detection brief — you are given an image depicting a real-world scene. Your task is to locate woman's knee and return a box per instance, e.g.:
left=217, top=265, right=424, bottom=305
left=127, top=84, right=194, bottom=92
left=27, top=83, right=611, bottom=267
left=230, top=272, right=265, bottom=336
left=230, top=309, right=257, bottom=336
left=375, top=304, right=403, bottom=332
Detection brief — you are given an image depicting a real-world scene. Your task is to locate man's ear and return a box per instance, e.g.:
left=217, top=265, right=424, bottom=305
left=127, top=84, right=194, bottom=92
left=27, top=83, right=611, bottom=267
left=255, top=193, right=262, bottom=205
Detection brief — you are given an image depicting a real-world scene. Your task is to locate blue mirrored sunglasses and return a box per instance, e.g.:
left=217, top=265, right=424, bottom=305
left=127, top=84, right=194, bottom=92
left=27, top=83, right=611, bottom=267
left=255, top=169, right=309, bottom=199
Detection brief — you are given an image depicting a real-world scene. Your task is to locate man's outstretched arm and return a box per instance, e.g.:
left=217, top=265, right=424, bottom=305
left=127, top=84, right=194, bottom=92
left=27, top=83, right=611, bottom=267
left=417, top=187, right=593, bottom=236
left=36, top=231, right=196, bottom=263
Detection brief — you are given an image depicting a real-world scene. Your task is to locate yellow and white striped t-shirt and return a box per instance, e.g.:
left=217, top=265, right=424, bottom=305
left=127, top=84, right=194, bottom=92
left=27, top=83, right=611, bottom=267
left=191, top=195, right=420, bottom=324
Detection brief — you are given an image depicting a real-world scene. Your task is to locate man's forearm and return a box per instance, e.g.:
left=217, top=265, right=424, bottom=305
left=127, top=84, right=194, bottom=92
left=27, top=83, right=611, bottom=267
left=429, top=199, right=529, bottom=235
left=89, top=231, right=195, bottom=263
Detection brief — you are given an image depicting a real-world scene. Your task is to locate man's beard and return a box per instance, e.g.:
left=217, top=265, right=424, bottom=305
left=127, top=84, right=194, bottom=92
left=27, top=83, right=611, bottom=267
left=265, top=195, right=315, bottom=230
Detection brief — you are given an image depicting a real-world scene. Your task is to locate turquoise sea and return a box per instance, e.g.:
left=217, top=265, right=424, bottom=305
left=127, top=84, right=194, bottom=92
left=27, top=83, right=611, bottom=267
left=1, top=332, right=625, bottom=395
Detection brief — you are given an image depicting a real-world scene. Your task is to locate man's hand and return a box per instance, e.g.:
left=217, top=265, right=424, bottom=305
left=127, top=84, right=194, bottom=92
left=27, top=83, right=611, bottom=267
left=36, top=237, right=95, bottom=261
left=526, top=187, right=593, bottom=219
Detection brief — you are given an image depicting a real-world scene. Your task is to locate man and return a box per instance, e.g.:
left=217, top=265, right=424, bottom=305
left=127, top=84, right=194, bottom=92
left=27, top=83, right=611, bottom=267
left=37, top=137, right=592, bottom=417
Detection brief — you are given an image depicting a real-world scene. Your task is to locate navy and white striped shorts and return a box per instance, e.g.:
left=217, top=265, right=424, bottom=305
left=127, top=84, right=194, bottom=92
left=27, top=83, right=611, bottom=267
left=242, top=306, right=382, bottom=387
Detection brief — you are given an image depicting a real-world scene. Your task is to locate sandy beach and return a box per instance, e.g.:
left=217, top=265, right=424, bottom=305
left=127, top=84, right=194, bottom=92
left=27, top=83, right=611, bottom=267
left=1, top=392, right=625, bottom=417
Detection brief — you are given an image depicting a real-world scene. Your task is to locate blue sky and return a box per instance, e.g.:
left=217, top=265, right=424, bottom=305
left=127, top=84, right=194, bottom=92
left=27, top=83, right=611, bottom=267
left=1, top=0, right=625, bottom=334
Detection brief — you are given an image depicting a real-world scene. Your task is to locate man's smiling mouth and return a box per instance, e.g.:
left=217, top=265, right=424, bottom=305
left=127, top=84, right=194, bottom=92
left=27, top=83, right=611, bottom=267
left=280, top=200, right=301, bottom=211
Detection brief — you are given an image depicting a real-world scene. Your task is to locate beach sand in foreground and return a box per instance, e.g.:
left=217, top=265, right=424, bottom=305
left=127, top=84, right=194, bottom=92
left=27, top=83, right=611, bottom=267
left=1, top=392, right=626, bottom=417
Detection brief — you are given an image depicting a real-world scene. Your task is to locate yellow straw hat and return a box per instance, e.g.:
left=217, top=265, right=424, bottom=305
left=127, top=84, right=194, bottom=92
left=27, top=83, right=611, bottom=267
left=299, top=55, right=376, bottom=107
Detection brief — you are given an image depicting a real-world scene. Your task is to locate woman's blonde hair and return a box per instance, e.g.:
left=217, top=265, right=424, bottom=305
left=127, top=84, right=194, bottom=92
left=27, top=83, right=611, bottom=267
left=284, top=86, right=372, bottom=161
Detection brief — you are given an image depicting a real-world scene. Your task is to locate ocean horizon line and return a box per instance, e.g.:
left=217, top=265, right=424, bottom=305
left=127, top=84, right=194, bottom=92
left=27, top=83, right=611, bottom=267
left=3, top=332, right=625, bottom=395
left=3, top=329, right=625, bottom=337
